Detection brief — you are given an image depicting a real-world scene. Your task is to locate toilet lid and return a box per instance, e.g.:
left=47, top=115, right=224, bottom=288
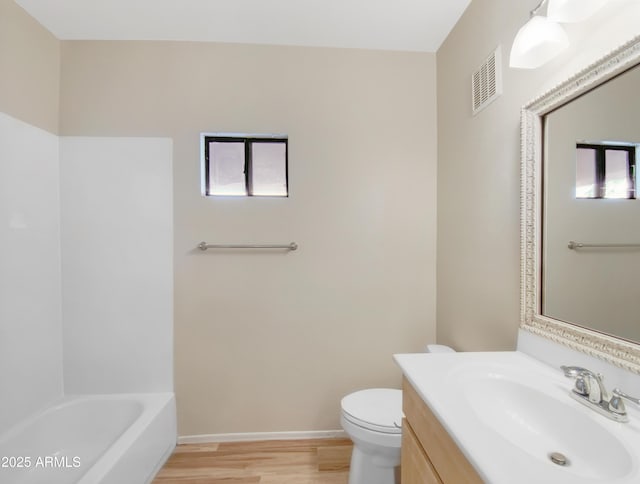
left=341, top=388, right=403, bottom=434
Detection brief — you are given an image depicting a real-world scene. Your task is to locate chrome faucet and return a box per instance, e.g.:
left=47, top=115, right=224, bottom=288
left=561, top=365, right=637, bottom=423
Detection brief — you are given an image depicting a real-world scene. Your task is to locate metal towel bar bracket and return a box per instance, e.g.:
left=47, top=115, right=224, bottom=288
left=198, top=241, right=298, bottom=251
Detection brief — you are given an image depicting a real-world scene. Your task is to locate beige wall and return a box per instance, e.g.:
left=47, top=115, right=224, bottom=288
left=60, top=41, right=437, bottom=435
left=436, top=0, right=640, bottom=351
left=0, top=0, right=59, bottom=133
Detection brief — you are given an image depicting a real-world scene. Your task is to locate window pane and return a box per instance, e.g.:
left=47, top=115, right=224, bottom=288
left=604, top=149, right=630, bottom=199
left=576, top=148, right=596, bottom=198
left=209, top=142, right=246, bottom=196
left=251, top=142, right=287, bottom=197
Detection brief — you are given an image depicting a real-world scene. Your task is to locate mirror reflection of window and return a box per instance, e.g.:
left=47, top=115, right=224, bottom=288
left=605, top=149, right=632, bottom=198
left=576, top=147, right=597, bottom=198
left=575, top=143, right=637, bottom=199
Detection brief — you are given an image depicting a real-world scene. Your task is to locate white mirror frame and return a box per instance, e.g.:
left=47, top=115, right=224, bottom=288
left=520, top=34, right=640, bottom=374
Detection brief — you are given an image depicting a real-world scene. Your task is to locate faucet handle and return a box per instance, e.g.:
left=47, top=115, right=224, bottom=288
left=561, top=366, right=588, bottom=396
left=561, top=365, right=589, bottom=377
left=574, top=375, right=590, bottom=396
left=610, top=388, right=640, bottom=415
left=560, top=365, right=606, bottom=402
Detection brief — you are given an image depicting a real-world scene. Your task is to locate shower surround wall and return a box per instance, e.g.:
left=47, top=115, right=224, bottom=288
left=0, top=127, right=175, bottom=424
left=0, top=112, right=62, bottom=434
left=60, top=137, right=173, bottom=394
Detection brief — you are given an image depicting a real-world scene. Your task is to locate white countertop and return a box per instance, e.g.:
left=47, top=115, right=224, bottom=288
left=394, top=351, right=640, bottom=484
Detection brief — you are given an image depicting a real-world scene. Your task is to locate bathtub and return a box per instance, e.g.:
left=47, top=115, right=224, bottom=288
left=0, top=393, right=176, bottom=484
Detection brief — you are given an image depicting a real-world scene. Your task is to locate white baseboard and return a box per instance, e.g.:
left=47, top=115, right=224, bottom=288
left=178, top=429, right=348, bottom=445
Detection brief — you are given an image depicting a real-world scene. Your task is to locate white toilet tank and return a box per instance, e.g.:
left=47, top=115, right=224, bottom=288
left=425, top=344, right=455, bottom=353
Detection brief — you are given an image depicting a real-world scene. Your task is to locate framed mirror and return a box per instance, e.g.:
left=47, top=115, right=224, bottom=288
left=520, top=35, right=640, bottom=374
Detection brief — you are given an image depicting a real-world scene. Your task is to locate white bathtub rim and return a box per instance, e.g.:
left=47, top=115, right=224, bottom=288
left=0, top=392, right=176, bottom=484
left=0, top=393, right=173, bottom=446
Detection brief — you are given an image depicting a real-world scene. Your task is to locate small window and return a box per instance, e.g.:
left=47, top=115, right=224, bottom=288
left=202, top=134, right=288, bottom=197
left=575, top=143, right=636, bottom=199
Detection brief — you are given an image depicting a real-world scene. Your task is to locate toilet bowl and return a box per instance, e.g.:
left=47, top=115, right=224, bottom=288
left=340, top=344, right=455, bottom=484
left=341, top=388, right=402, bottom=484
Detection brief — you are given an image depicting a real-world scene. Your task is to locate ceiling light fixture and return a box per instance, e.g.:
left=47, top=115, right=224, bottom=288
left=510, top=0, right=608, bottom=69
left=510, top=10, right=568, bottom=68
left=547, top=0, right=607, bottom=23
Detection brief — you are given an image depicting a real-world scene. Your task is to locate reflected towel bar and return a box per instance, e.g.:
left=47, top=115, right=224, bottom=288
left=198, top=241, right=298, bottom=251
left=568, top=241, right=640, bottom=250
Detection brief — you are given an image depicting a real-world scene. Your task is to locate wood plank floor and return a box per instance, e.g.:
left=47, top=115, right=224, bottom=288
left=152, top=438, right=353, bottom=484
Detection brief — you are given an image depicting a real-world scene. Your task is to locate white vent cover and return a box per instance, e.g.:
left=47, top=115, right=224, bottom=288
left=472, top=46, right=503, bottom=115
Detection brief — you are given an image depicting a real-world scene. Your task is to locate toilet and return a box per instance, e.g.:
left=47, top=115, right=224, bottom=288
left=340, top=344, right=455, bottom=484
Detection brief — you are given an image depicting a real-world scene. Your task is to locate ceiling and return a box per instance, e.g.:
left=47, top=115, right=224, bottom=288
left=15, top=0, right=471, bottom=52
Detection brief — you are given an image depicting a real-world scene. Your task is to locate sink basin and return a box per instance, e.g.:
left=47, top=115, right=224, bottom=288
left=394, top=352, right=640, bottom=484
left=464, top=375, right=633, bottom=480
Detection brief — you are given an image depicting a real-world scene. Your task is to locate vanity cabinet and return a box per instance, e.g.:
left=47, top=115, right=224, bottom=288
left=401, top=377, right=483, bottom=484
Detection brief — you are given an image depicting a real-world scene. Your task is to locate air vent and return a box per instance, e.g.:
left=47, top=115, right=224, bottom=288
left=471, top=46, right=503, bottom=115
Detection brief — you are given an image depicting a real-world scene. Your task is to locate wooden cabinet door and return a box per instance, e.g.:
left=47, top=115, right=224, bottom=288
left=403, top=378, right=483, bottom=484
left=401, top=419, right=442, bottom=484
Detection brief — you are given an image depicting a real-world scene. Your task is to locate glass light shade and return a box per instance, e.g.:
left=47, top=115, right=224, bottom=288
left=509, top=16, right=569, bottom=69
left=547, top=0, right=607, bottom=23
